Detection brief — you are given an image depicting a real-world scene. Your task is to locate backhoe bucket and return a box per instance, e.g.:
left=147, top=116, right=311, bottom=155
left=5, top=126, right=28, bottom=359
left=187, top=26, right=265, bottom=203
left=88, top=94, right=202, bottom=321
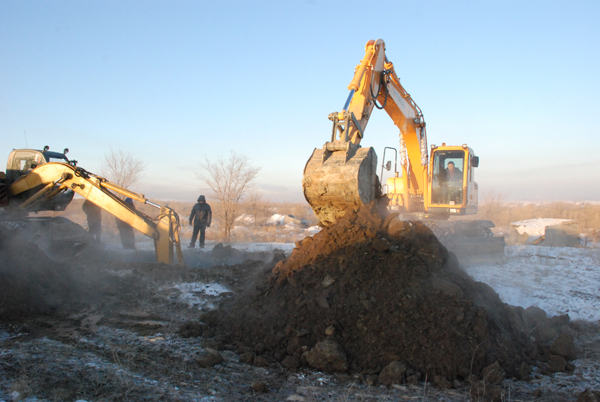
left=303, top=147, right=377, bottom=226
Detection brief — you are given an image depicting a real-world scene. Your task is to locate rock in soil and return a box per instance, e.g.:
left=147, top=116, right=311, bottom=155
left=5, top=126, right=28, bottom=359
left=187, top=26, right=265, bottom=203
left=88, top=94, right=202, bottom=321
left=378, top=361, right=407, bottom=386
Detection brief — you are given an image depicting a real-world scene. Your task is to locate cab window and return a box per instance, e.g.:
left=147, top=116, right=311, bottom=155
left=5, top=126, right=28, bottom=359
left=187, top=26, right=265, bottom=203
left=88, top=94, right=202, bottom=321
left=7, top=151, right=45, bottom=182
left=431, top=150, right=465, bottom=205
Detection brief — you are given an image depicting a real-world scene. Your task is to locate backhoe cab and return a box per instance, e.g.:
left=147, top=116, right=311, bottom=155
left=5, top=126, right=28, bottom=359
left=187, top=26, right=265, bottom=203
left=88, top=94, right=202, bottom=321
left=384, top=144, right=480, bottom=218
left=3, top=147, right=77, bottom=211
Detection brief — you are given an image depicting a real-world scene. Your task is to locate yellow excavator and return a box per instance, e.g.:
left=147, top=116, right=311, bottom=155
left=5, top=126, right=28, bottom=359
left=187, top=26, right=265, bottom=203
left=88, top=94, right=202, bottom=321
left=0, top=147, right=185, bottom=265
left=303, top=39, right=503, bottom=265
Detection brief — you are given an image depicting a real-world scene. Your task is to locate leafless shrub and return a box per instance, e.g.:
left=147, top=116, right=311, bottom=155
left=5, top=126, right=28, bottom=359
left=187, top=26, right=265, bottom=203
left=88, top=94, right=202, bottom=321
left=101, top=149, right=147, bottom=190
left=240, top=191, right=273, bottom=226
left=195, top=151, right=260, bottom=241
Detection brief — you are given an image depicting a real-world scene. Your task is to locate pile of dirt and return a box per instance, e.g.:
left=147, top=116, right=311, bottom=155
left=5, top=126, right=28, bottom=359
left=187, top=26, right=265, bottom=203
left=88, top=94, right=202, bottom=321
left=0, top=225, right=80, bottom=321
left=203, top=200, right=565, bottom=388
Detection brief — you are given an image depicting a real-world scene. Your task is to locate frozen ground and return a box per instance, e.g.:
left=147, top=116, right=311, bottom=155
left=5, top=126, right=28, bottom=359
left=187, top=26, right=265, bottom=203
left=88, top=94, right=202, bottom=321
left=463, top=245, right=600, bottom=399
left=464, top=245, right=600, bottom=322
left=2, top=231, right=600, bottom=401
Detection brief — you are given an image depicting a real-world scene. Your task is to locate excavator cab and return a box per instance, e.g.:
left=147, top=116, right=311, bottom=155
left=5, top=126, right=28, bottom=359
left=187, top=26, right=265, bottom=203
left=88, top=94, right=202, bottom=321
left=5, top=148, right=76, bottom=211
left=426, top=145, right=479, bottom=217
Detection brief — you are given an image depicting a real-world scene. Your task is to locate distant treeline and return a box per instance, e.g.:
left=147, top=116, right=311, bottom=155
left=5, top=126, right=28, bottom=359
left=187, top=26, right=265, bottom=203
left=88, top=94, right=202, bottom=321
left=50, top=197, right=600, bottom=238
left=470, top=200, right=600, bottom=232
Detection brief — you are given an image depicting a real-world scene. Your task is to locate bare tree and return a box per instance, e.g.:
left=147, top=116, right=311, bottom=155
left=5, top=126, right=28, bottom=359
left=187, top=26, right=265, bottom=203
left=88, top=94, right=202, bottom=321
left=245, top=190, right=273, bottom=226
left=196, top=151, right=260, bottom=240
left=102, top=149, right=147, bottom=190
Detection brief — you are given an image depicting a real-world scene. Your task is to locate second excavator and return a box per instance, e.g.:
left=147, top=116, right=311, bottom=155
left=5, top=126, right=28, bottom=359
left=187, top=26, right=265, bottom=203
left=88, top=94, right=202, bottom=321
left=303, top=39, right=504, bottom=265
left=1, top=146, right=185, bottom=265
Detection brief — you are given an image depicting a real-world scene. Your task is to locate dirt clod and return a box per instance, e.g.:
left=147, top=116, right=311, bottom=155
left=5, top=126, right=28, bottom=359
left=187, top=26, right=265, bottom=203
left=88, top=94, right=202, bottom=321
left=378, top=361, right=406, bottom=386
left=253, top=355, right=270, bottom=367
left=546, top=354, right=567, bottom=372
left=302, top=339, right=348, bottom=373
left=481, top=361, right=505, bottom=385
left=550, top=332, right=577, bottom=360
left=197, top=349, right=224, bottom=368
left=251, top=380, right=268, bottom=393
left=281, top=355, right=300, bottom=369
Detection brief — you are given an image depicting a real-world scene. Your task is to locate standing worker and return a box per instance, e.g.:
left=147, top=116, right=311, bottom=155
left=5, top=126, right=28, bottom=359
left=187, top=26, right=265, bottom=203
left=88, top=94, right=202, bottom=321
left=82, top=199, right=102, bottom=243
left=116, top=197, right=136, bottom=249
left=188, top=195, right=212, bottom=248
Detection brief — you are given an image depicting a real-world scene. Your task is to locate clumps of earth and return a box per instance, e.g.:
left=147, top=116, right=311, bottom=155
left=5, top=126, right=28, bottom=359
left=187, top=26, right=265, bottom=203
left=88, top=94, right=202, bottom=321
left=202, top=200, right=577, bottom=399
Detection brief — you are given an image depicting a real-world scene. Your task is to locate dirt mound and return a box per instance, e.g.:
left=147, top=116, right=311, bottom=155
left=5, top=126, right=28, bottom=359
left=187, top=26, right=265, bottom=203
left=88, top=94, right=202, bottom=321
left=0, top=225, right=80, bottom=320
left=203, top=200, right=541, bottom=384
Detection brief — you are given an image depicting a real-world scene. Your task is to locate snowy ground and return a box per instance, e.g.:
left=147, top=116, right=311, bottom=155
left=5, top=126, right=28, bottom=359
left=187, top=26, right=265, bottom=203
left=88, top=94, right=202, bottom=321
left=2, top=231, right=600, bottom=401
left=464, top=245, right=600, bottom=322
left=461, top=245, right=600, bottom=398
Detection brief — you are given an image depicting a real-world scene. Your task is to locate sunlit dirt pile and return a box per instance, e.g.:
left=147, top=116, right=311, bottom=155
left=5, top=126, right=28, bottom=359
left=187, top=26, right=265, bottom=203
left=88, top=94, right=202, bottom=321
left=203, top=200, right=571, bottom=389
left=0, top=225, right=80, bottom=321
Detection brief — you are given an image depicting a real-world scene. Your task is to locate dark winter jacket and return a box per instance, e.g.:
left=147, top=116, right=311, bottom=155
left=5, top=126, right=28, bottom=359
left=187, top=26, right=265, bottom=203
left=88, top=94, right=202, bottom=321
left=189, top=202, right=212, bottom=227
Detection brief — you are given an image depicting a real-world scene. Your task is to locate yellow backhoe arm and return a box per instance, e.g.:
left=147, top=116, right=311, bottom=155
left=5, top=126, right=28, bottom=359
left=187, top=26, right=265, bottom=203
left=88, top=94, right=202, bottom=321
left=303, top=39, right=429, bottom=224
left=9, top=162, right=185, bottom=266
left=345, top=39, right=429, bottom=211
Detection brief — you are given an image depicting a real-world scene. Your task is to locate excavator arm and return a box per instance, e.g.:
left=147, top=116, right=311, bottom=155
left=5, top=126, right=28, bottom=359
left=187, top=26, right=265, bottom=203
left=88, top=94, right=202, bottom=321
left=8, top=162, right=185, bottom=265
left=303, top=39, right=429, bottom=224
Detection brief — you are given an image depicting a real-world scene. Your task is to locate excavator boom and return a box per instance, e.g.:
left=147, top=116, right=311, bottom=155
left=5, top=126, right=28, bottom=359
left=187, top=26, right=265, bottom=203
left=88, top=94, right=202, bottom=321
left=303, top=40, right=505, bottom=266
left=303, top=39, right=428, bottom=224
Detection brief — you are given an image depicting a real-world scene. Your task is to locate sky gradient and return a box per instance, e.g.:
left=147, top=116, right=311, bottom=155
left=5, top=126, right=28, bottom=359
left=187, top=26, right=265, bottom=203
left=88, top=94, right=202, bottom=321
left=1, top=0, right=599, bottom=203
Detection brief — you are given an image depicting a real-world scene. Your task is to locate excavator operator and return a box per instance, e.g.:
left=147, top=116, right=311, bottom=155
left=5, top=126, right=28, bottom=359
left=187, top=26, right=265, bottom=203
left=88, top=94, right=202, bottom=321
left=445, top=162, right=462, bottom=185
left=444, top=161, right=463, bottom=204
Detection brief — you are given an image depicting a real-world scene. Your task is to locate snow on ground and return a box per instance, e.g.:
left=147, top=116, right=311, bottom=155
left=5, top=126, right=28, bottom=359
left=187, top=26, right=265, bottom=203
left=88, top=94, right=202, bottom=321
left=167, top=282, right=232, bottom=310
left=305, top=225, right=321, bottom=235
left=464, top=245, right=600, bottom=322
left=234, top=214, right=255, bottom=224
left=511, top=218, right=575, bottom=237
left=265, top=214, right=303, bottom=226
left=224, top=241, right=295, bottom=253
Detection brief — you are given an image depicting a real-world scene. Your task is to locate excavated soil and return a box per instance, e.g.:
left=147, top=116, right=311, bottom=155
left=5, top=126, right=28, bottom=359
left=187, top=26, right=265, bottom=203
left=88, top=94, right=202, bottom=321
left=1, top=209, right=596, bottom=401
left=203, top=200, right=563, bottom=386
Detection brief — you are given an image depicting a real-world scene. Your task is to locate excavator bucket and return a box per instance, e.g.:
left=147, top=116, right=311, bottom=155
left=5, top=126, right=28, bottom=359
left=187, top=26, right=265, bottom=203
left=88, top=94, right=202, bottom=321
left=303, top=147, right=378, bottom=226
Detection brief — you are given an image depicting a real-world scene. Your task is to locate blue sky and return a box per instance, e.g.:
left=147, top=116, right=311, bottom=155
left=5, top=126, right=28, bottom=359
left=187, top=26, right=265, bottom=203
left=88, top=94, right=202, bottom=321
left=1, top=0, right=599, bottom=203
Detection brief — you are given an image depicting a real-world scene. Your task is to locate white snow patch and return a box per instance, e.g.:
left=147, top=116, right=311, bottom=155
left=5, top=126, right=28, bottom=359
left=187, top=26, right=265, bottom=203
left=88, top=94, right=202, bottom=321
left=223, top=242, right=295, bottom=253
left=304, top=225, right=321, bottom=234
left=175, top=282, right=230, bottom=297
left=232, top=226, right=251, bottom=233
left=464, top=245, right=600, bottom=321
left=510, top=218, right=575, bottom=236
left=235, top=214, right=255, bottom=224
left=283, top=223, right=300, bottom=231
left=166, top=282, right=232, bottom=310
left=265, top=214, right=302, bottom=226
